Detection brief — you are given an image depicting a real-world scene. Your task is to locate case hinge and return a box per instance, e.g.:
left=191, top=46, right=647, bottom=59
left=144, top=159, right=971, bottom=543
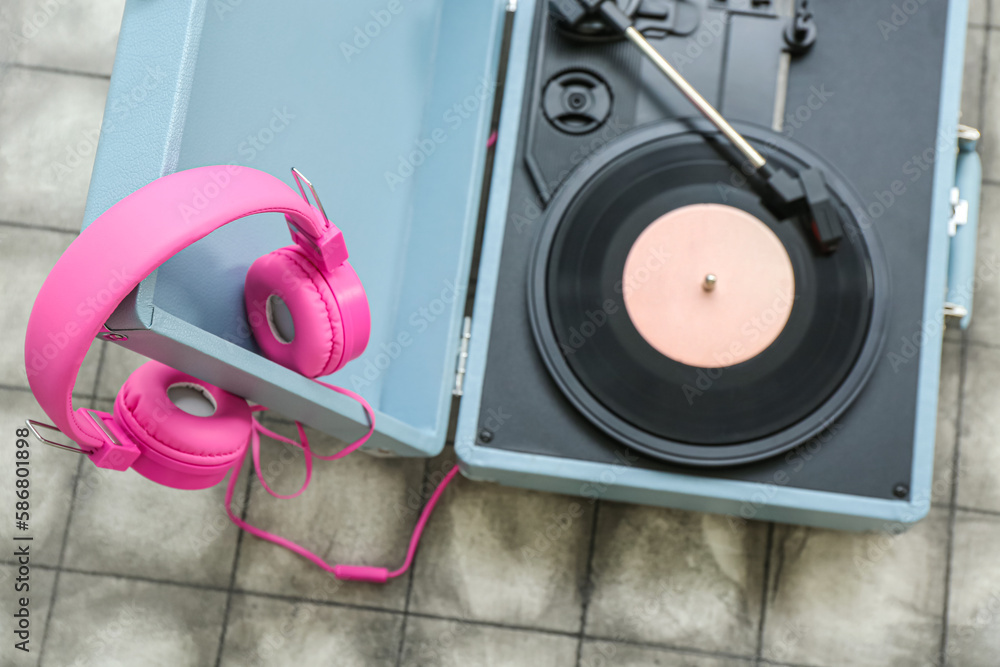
left=453, top=316, right=472, bottom=397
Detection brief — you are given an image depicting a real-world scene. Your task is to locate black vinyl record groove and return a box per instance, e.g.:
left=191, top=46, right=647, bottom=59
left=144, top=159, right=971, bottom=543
left=528, top=121, right=889, bottom=467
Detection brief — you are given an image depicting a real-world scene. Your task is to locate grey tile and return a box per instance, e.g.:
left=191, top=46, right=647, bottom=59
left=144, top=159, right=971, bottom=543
left=3, top=0, right=125, bottom=76
left=0, top=563, right=56, bottom=666
left=233, top=419, right=426, bottom=611
left=945, top=510, right=1000, bottom=666
left=0, top=68, right=107, bottom=231
left=219, top=593, right=402, bottom=667
left=761, top=508, right=949, bottom=667
left=409, top=453, right=593, bottom=633
left=0, top=389, right=81, bottom=567
left=41, top=571, right=227, bottom=667
left=400, top=616, right=578, bottom=667
left=579, top=642, right=751, bottom=667
left=585, top=504, right=766, bottom=655
left=969, top=0, right=987, bottom=25
left=933, top=342, right=962, bottom=505
left=956, top=344, right=1000, bottom=512
left=0, top=225, right=102, bottom=390
left=62, top=415, right=247, bottom=587
left=94, top=342, right=147, bottom=400
left=967, top=185, right=1000, bottom=347
left=979, top=32, right=1000, bottom=182
left=962, top=27, right=986, bottom=131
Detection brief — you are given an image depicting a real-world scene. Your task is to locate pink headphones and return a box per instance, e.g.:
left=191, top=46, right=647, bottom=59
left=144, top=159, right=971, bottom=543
left=24, top=165, right=460, bottom=582
left=25, top=165, right=371, bottom=490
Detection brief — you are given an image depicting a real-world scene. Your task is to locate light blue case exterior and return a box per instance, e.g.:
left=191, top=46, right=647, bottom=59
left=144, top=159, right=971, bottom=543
left=85, top=0, right=508, bottom=457
left=454, top=0, right=976, bottom=531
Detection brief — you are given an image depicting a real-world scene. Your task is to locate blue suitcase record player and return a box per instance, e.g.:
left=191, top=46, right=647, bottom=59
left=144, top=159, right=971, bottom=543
left=87, top=0, right=981, bottom=530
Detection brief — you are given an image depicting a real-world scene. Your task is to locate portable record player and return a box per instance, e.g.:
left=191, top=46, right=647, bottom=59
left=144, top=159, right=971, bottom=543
left=84, top=0, right=979, bottom=531
left=454, top=0, right=983, bottom=530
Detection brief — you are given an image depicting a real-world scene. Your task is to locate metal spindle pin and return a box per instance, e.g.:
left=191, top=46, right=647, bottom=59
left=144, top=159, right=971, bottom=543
left=703, top=274, right=717, bottom=292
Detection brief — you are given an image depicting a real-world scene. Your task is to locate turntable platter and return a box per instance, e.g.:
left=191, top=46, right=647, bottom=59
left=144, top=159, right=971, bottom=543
left=528, top=121, right=888, bottom=466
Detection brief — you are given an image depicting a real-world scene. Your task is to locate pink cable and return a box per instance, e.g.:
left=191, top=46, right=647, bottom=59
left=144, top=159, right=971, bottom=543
left=223, top=381, right=460, bottom=583
left=388, top=465, right=459, bottom=578
left=307, top=380, right=375, bottom=461
left=249, top=420, right=313, bottom=500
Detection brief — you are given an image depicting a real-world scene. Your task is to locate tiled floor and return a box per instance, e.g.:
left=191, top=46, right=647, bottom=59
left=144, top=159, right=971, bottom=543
left=1, top=2, right=999, bottom=666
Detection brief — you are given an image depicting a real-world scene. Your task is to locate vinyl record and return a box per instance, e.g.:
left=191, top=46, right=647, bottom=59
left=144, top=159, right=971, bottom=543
left=527, top=121, right=889, bottom=467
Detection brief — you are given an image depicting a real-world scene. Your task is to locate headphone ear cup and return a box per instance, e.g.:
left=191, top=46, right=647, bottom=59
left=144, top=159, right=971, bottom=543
left=244, top=246, right=369, bottom=378
left=113, top=361, right=252, bottom=489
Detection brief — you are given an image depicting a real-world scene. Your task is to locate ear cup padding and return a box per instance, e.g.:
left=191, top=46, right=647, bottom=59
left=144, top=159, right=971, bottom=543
left=113, top=361, right=251, bottom=467
left=244, top=246, right=348, bottom=377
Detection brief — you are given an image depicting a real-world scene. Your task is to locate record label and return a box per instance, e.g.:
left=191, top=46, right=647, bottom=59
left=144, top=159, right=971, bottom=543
left=622, top=203, right=795, bottom=368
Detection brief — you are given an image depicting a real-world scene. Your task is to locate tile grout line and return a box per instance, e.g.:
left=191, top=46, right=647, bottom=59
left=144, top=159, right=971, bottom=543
left=393, top=457, right=431, bottom=667
left=954, top=504, right=1000, bottom=517
left=212, top=467, right=255, bottom=667
left=36, top=342, right=109, bottom=665
left=754, top=523, right=776, bottom=665
left=573, top=500, right=601, bottom=667
left=962, top=337, right=1000, bottom=351
left=0, top=219, right=80, bottom=236
left=939, top=333, right=970, bottom=666
left=579, top=631, right=758, bottom=664
left=5, top=62, right=111, bottom=80
left=0, top=382, right=94, bottom=401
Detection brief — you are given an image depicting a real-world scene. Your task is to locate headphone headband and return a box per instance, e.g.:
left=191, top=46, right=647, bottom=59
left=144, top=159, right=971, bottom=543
left=25, top=165, right=342, bottom=452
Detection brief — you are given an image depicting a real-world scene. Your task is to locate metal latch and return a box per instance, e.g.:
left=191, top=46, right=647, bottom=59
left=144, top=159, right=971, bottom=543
left=944, top=302, right=969, bottom=320
left=453, top=316, right=472, bottom=397
left=948, top=186, right=969, bottom=237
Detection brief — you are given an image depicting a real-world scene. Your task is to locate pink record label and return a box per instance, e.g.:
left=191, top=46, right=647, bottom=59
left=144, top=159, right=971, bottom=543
left=622, top=203, right=795, bottom=368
